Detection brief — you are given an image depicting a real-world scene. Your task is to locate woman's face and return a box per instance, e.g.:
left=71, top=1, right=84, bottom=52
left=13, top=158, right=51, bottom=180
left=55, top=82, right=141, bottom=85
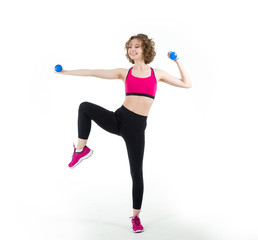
left=128, top=38, right=143, bottom=62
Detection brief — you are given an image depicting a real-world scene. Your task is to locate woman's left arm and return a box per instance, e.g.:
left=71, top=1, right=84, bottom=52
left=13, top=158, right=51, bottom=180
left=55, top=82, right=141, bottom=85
left=158, top=59, right=192, bottom=88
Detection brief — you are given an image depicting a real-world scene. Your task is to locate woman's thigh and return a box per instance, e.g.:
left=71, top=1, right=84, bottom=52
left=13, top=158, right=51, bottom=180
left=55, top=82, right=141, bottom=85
left=79, top=102, right=120, bottom=136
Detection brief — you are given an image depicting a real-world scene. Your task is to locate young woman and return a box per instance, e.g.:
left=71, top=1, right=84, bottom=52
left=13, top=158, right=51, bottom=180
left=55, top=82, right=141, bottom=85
left=57, top=34, right=192, bottom=233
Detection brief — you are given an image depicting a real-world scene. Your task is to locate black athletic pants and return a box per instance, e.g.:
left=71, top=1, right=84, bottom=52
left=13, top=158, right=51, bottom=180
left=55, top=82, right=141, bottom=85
left=78, top=102, right=147, bottom=210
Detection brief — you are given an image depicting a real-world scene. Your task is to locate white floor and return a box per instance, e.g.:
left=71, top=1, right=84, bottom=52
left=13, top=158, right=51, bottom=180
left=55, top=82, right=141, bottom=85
left=9, top=209, right=217, bottom=240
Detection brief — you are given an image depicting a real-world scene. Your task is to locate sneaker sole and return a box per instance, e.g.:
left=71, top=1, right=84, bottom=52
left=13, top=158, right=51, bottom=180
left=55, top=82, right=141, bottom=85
left=70, top=150, right=93, bottom=169
left=132, top=228, right=144, bottom=233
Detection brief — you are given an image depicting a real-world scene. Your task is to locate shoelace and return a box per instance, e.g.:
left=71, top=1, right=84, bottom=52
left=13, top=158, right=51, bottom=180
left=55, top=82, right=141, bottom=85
left=130, top=216, right=141, bottom=225
left=71, top=143, right=86, bottom=157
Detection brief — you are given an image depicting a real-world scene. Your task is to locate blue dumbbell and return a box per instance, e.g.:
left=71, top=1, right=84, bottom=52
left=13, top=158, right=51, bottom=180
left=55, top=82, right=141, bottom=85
left=168, top=51, right=178, bottom=60
left=55, top=64, right=63, bottom=72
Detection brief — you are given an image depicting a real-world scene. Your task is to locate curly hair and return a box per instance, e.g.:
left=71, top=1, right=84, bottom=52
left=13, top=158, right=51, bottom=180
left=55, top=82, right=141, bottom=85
left=125, top=34, right=156, bottom=64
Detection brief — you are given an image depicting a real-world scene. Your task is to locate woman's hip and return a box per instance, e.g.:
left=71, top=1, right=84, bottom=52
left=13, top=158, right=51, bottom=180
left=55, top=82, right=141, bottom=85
left=115, top=105, right=147, bottom=133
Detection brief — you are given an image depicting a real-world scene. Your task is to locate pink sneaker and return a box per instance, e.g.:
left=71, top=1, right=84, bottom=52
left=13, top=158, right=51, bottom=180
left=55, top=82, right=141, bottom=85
left=68, top=144, right=93, bottom=168
left=129, top=215, right=144, bottom=233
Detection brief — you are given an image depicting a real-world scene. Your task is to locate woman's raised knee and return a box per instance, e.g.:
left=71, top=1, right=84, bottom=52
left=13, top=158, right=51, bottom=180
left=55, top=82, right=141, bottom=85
left=79, top=101, right=90, bottom=112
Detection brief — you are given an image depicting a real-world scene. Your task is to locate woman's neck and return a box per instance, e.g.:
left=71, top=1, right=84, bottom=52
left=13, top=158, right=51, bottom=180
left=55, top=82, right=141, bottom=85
left=133, top=61, right=149, bottom=71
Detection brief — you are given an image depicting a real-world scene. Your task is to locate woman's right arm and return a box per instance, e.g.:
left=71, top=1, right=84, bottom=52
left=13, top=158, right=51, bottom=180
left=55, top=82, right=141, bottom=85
left=59, top=68, right=125, bottom=80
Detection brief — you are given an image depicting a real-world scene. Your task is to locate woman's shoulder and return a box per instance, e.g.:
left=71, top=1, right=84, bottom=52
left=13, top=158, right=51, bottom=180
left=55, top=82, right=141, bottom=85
left=152, top=67, right=162, bottom=73
left=120, top=68, right=131, bottom=75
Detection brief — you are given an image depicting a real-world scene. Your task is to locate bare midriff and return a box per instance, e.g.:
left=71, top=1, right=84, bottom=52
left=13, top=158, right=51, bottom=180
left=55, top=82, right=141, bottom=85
left=123, top=95, right=154, bottom=117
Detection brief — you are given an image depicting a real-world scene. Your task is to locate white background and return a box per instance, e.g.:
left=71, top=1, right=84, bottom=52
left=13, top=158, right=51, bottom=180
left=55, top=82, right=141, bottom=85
left=1, top=0, right=258, bottom=239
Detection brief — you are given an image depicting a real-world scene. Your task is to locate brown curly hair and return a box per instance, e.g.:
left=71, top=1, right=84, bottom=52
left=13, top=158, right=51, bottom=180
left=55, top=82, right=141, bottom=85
left=125, top=34, right=156, bottom=64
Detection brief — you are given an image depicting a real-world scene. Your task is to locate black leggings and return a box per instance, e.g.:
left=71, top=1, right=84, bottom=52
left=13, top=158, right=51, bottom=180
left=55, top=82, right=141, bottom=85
left=78, top=102, right=147, bottom=210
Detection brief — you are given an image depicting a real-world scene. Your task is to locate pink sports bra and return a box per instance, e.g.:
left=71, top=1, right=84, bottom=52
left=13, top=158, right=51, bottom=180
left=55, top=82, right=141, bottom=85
left=125, top=67, right=157, bottom=99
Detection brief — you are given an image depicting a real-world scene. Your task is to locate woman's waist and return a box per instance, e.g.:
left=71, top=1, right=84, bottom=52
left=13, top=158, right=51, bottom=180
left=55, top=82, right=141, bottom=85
left=123, top=96, right=153, bottom=117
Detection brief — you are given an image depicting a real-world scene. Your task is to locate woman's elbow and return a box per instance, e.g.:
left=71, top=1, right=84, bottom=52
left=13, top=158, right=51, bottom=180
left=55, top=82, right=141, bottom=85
left=183, top=79, right=192, bottom=88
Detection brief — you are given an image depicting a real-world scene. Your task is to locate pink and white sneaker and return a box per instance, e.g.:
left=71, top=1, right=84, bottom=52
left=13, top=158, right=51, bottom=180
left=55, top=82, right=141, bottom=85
left=68, top=144, right=93, bottom=168
left=129, top=215, right=144, bottom=233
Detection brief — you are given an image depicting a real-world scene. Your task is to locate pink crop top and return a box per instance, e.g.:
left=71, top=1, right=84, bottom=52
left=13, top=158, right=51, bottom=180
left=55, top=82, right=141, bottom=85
left=125, top=67, right=157, bottom=99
